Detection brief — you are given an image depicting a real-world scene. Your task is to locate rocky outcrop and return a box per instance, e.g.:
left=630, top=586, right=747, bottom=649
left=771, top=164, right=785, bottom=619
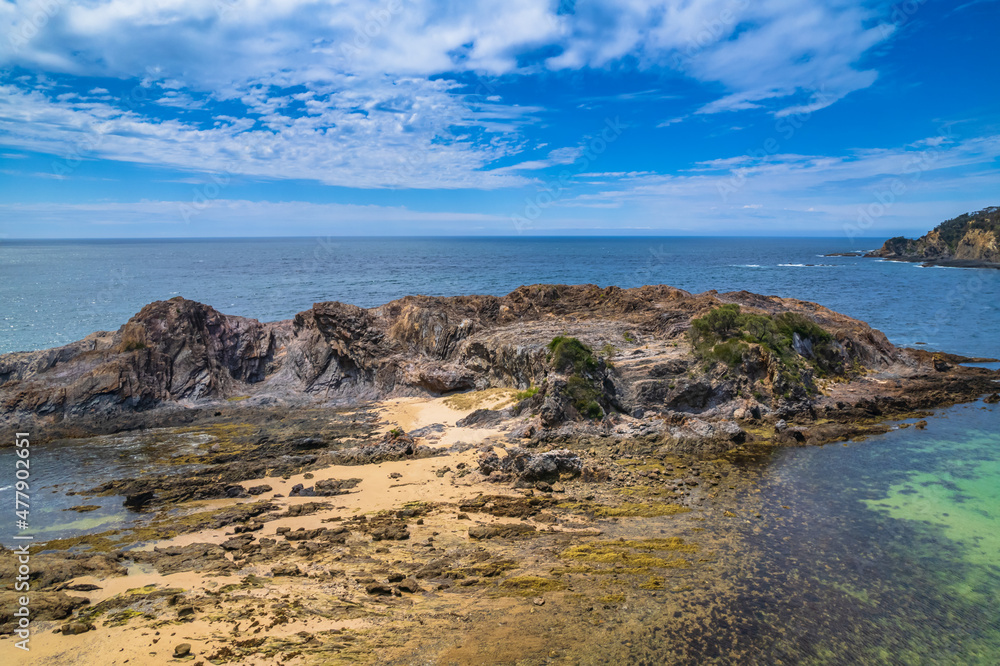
left=866, top=207, right=1000, bottom=267
left=0, top=284, right=992, bottom=439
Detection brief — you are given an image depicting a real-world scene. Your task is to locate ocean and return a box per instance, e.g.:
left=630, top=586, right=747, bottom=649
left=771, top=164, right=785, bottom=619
left=1, top=236, right=998, bottom=358
left=1, top=236, right=998, bottom=662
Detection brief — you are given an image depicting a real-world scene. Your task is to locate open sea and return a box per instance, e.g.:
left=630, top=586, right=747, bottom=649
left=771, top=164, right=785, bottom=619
left=1, top=236, right=998, bottom=662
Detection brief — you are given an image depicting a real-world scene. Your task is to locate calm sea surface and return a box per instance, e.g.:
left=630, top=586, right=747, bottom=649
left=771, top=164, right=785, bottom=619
left=0, top=237, right=997, bottom=662
left=1, top=237, right=998, bottom=357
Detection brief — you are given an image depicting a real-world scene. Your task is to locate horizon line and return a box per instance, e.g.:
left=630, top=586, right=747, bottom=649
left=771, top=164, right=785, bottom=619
left=0, top=234, right=894, bottom=242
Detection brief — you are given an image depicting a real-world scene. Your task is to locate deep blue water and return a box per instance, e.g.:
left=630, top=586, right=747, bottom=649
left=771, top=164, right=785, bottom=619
left=1, top=237, right=998, bottom=358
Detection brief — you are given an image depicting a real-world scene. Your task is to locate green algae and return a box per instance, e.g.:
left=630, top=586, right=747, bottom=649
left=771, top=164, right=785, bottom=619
left=558, top=500, right=691, bottom=518
left=560, top=538, right=696, bottom=571
left=494, top=575, right=567, bottom=597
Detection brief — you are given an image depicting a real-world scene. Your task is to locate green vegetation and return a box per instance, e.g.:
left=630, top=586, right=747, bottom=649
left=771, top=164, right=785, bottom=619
left=933, top=206, right=1000, bottom=251
left=558, top=500, right=691, bottom=518
left=567, top=375, right=603, bottom=419
left=514, top=386, right=539, bottom=401
left=599, top=343, right=618, bottom=365
left=547, top=335, right=598, bottom=374
left=495, top=575, right=567, bottom=597
left=622, top=331, right=636, bottom=343
left=689, top=304, right=841, bottom=375
left=547, top=336, right=606, bottom=419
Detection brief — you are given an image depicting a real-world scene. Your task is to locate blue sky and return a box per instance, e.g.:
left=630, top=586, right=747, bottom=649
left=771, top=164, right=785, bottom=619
left=0, top=0, right=998, bottom=238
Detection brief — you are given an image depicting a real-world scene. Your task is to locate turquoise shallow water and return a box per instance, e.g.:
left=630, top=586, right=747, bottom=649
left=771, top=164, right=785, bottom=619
left=719, top=401, right=1000, bottom=663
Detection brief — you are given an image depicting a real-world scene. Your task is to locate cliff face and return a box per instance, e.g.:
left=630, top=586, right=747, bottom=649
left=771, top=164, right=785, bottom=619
left=869, top=207, right=1000, bottom=266
left=0, top=285, right=913, bottom=430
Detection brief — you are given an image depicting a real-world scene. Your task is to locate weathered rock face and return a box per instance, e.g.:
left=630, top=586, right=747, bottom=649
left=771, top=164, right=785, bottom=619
left=0, top=284, right=921, bottom=431
left=867, top=206, right=1000, bottom=267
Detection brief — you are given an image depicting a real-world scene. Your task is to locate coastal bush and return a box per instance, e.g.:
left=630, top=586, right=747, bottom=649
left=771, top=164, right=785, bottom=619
left=690, top=304, right=742, bottom=341
left=599, top=343, right=618, bottom=368
left=547, top=336, right=598, bottom=374
left=934, top=206, right=1000, bottom=251
left=690, top=305, right=839, bottom=374
left=546, top=336, right=608, bottom=420
left=566, top=375, right=603, bottom=419
left=703, top=339, right=749, bottom=367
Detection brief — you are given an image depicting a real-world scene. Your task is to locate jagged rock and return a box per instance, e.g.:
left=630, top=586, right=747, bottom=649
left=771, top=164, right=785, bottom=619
left=370, top=522, right=410, bottom=541
left=28, top=552, right=126, bottom=590
left=233, top=522, right=263, bottom=534
left=323, top=432, right=435, bottom=465
left=124, top=490, right=155, bottom=509
left=866, top=207, right=1000, bottom=267
left=132, top=543, right=233, bottom=574
left=505, top=422, right=536, bottom=440
left=2, top=284, right=994, bottom=446
left=289, top=483, right=315, bottom=497
left=396, top=577, right=422, bottom=593
left=314, top=477, right=362, bottom=496
left=284, top=528, right=324, bottom=541
left=220, top=535, right=255, bottom=551
left=468, top=524, right=537, bottom=539
left=539, top=397, right=565, bottom=428
left=660, top=419, right=747, bottom=456
left=409, top=423, right=447, bottom=437
left=60, top=622, right=93, bottom=635
left=271, top=565, right=303, bottom=577
left=457, top=410, right=505, bottom=427
left=0, top=592, right=88, bottom=633
left=478, top=447, right=582, bottom=482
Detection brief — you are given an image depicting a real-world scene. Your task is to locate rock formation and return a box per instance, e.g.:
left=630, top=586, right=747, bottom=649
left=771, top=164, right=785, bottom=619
left=0, top=284, right=995, bottom=441
left=867, top=206, right=1000, bottom=267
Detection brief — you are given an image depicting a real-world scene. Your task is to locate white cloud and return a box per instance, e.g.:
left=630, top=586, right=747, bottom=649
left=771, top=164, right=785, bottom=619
left=551, top=133, right=1000, bottom=232
left=0, top=80, right=532, bottom=189
left=0, top=0, right=895, bottom=188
